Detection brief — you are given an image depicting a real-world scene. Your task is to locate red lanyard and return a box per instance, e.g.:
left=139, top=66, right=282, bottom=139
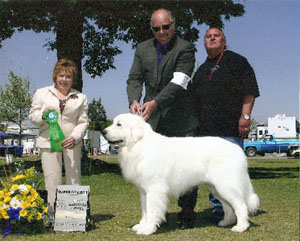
left=206, top=51, right=224, bottom=80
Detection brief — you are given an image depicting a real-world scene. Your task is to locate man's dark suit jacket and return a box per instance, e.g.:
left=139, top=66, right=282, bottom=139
left=127, top=36, right=198, bottom=136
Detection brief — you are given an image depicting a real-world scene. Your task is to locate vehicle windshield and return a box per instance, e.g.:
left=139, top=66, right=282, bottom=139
left=259, top=135, right=274, bottom=141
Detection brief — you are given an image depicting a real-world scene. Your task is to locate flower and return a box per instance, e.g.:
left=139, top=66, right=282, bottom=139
left=42, top=206, right=48, bottom=213
left=18, top=184, right=28, bottom=193
left=19, top=209, right=28, bottom=217
left=0, top=167, right=48, bottom=222
left=0, top=208, right=9, bottom=219
left=21, top=201, right=30, bottom=209
left=4, top=195, right=11, bottom=203
left=1, top=167, right=48, bottom=237
left=12, top=175, right=25, bottom=182
left=10, top=197, right=21, bottom=209
left=36, top=212, right=42, bottom=220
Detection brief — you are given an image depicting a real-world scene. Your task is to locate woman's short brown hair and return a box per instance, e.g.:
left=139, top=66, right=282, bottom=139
left=52, top=59, right=78, bottom=86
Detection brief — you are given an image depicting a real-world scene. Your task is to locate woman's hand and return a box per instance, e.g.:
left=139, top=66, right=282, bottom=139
left=42, top=106, right=57, bottom=120
left=62, top=136, right=76, bottom=149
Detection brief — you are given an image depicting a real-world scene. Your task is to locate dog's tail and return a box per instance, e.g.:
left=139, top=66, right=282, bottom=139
left=246, top=184, right=260, bottom=216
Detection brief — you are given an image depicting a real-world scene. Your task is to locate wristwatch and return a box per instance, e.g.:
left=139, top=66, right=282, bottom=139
left=241, top=114, right=251, bottom=120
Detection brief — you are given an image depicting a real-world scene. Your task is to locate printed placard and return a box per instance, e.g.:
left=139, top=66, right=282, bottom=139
left=53, top=185, right=90, bottom=232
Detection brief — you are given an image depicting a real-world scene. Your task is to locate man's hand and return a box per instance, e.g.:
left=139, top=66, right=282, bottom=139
left=239, top=117, right=251, bottom=138
left=129, top=101, right=141, bottom=115
left=141, top=100, right=157, bottom=120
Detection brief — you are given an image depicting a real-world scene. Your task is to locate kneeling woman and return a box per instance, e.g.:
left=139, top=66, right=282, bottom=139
left=29, top=59, right=88, bottom=221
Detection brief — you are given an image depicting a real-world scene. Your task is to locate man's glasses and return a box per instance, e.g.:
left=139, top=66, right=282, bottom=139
left=151, top=23, right=173, bottom=32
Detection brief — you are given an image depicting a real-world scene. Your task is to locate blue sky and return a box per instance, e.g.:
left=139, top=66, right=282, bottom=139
left=0, top=1, right=299, bottom=124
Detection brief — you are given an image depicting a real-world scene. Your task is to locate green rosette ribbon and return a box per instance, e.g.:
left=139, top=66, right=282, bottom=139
left=44, top=109, right=65, bottom=152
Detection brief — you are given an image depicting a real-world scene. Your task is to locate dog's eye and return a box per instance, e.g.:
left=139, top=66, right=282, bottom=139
left=117, top=123, right=122, bottom=127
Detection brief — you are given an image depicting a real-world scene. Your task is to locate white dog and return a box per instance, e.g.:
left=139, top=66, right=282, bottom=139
left=103, top=113, right=259, bottom=235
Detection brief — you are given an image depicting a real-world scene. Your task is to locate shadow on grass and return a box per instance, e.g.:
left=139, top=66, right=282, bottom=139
left=91, top=213, right=115, bottom=223
left=88, top=214, right=115, bottom=230
left=0, top=158, right=121, bottom=178
left=2, top=157, right=297, bottom=180
left=157, top=208, right=266, bottom=234
left=81, top=159, right=121, bottom=176
left=0, top=160, right=44, bottom=177
left=249, top=167, right=298, bottom=179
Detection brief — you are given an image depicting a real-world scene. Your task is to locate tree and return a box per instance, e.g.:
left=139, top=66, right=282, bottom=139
left=0, top=0, right=245, bottom=92
left=88, top=98, right=111, bottom=131
left=0, top=71, right=32, bottom=144
left=250, top=118, right=259, bottom=132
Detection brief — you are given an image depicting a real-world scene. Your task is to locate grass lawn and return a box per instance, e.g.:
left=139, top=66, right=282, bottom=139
left=1, top=155, right=299, bottom=241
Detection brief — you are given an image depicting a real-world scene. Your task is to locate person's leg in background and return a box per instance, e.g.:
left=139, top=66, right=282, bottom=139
left=178, top=187, right=198, bottom=229
left=209, top=137, right=244, bottom=216
left=177, top=129, right=198, bottom=229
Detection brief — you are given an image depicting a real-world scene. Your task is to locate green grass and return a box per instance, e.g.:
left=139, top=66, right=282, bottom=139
left=1, top=155, right=299, bottom=241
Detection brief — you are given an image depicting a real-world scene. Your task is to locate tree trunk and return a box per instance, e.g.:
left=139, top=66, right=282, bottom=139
left=18, top=119, right=22, bottom=146
left=18, top=109, right=22, bottom=145
left=56, top=9, right=84, bottom=92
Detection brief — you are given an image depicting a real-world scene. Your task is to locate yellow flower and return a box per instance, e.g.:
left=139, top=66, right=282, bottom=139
left=30, top=190, right=39, bottom=198
left=21, top=201, right=31, bottom=209
left=4, top=196, right=11, bottom=203
left=42, top=206, right=48, bottom=213
left=11, top=184, right=19, bottom=190
left=36, top=212, right=42, bottom=220
left=0, top=208, right=9, bottom=219
left=0, top=190, right=4, bottom=197
left=27, top=195, right=35, bottom=203
left=12, top=174, right=25, bottom=182
left=23, top=190, right=29, bottom=195
left=27, top=214, right=33, bottom=222
left=20, top=209, right=28, bottom=217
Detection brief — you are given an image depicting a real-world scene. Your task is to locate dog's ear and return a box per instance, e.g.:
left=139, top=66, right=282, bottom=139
left=129, top=117, right=145, bottom=145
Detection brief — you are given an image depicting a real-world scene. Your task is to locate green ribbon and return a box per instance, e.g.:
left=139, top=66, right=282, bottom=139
left=44, top=109, right=65, bottom=152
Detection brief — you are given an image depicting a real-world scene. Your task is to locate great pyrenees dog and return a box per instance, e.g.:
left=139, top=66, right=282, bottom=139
left=103, top=113, right=259, bottom=235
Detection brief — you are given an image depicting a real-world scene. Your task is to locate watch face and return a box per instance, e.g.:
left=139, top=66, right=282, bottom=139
left=243, top=114, right=250, bottom=120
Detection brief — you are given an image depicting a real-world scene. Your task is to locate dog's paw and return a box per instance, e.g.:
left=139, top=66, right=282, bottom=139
left=135, top=224, right=157, bottom=235
left=231, top=223, right=249, bottom=233
left=132, top=224, right=144, bottom=232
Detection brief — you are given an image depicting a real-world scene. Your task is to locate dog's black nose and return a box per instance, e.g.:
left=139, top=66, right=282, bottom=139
left=102, top=129, right=107, bottom=136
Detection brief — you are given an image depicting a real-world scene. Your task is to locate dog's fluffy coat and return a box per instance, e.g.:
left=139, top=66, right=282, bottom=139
left=104, top=113, right=259, bottom=235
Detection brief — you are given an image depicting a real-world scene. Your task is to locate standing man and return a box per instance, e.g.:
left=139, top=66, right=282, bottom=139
left=191, top=27, right=260, bottom=216
left=127, top=8, right=199, bottom=229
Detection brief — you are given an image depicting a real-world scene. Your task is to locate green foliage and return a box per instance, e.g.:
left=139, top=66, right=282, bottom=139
left=0, top=0, right=245, bottom=92
left=250, top=118, right=259, bottom=131
left=88, top=98, right=110, bottom=131
left=0, top=71, right=31, bottom=143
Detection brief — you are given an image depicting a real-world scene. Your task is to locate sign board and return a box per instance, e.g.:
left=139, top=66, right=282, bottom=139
left=53, top=185, right=90, bottom=232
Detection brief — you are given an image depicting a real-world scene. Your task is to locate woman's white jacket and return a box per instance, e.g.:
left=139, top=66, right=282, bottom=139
left=29, top=85, right=88, bottom=148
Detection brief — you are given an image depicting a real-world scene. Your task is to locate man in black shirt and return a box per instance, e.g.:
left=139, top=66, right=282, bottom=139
left=191, top=27, right=260, bottom=216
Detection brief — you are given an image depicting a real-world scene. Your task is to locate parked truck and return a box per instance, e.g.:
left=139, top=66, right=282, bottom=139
left=243, top=134, right=299, bottom=157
